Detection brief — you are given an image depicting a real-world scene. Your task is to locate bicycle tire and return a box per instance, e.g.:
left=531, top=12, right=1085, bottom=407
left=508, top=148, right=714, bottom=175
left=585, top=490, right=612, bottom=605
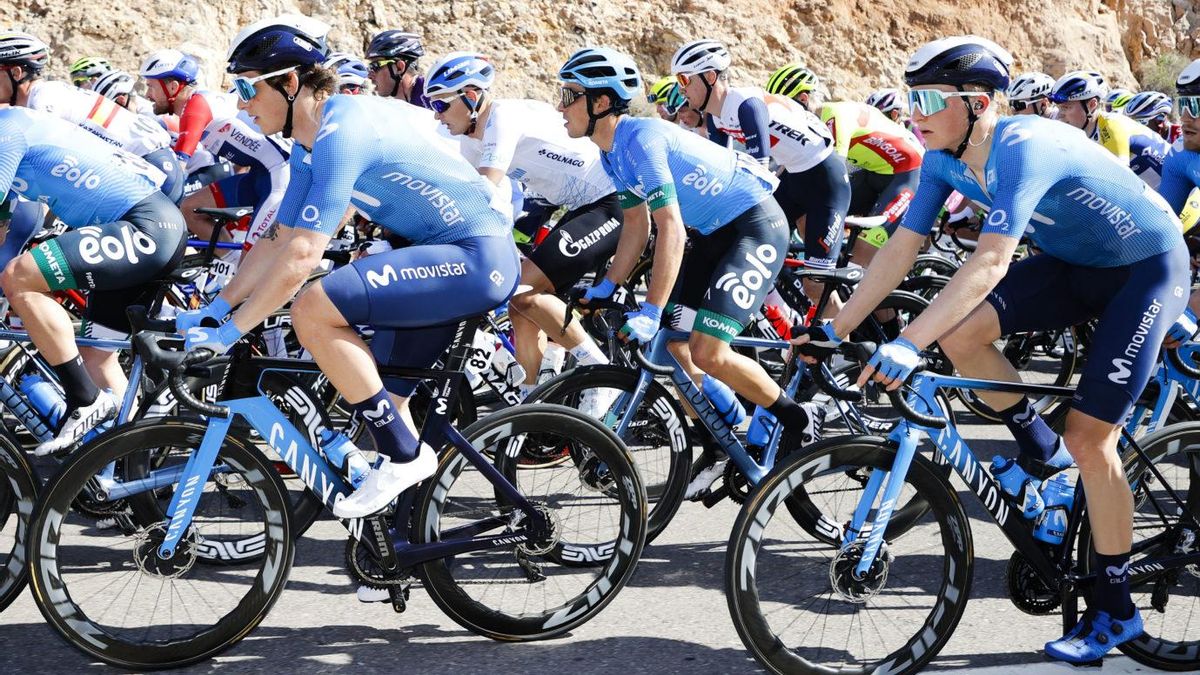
left=0, top=427, right=36, bottom=613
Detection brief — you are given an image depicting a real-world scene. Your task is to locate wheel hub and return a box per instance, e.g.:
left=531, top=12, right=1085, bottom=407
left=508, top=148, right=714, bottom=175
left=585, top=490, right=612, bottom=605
left=513, top=503, right=561, bottom=557
left=133, top=523, right=197, bottom=579
left=829, top=542, right=890, bottom=603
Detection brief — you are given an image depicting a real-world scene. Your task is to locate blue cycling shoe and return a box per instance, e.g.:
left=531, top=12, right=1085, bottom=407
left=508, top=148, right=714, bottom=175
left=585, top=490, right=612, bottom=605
left=1044, top=608, right=1143, bottom=664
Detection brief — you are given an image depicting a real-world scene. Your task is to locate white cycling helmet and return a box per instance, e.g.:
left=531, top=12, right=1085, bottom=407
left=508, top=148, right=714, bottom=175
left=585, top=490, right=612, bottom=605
left=866, top=88, right=905, bottom=114
left=424, top=51, right=495, bottom=97
left=670, top=39, right=731, bottom=76
left=1178, top=58, right=1200, bottom=96
left=1006, top=72, right=1054, bottom=102
left=1049, top=70, right=1107, bottom=103
left=93, top=69, right=135, bottom=100
left=139, top=49, right=198, bottom=83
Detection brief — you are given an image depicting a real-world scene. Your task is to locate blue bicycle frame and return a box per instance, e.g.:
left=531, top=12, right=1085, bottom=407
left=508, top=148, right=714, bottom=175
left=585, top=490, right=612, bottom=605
left=1124, top=342, right=1200, bottom=436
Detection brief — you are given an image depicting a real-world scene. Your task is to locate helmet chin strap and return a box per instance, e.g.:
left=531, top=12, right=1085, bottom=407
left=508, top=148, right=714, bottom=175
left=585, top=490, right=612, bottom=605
left=6, top=70, right=18, bottom=106
left=386, top=62, right=404, bottom=99
left=270, top=81, right=298, bottom=139
left=953, top=85, right=979, bottom=160
left=583, top=93, right=620, bottom=137
left=697, top=72, right=716, bottom=112
left=461, top=90, right=485, bottom=135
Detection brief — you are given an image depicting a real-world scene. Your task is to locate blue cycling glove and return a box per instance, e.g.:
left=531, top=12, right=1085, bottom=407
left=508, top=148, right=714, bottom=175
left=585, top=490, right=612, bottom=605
left=583, top=277, right=617, bottom=303
left=185, top=321, right=243, bottom=355
left=795, top=320, right=842, bottom=360
left=1167, top=307, right=1199, bottom=344
left=620, top=302, right=662, bottom=344
left=177, top=297, right=232, bottom=334
left=867, top=337, right=922, bottom=384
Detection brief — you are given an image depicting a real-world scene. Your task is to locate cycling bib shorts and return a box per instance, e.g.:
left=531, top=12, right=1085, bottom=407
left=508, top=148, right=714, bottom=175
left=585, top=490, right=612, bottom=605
left=849, top=167, right=920, bottom=235
left=527, top=193, right=623, bottom=292
left=773, top=151, right=851, bottom=270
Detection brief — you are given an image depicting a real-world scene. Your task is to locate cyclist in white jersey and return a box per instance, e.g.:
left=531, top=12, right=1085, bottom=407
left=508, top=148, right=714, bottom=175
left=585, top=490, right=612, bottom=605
left=426, top=52, right=623, bottom=403
left=0, top=33, right=186, bottom=203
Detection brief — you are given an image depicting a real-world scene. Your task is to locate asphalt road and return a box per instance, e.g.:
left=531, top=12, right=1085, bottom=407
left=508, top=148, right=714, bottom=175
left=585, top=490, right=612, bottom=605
left=0, top=408, right=1176, bottom=674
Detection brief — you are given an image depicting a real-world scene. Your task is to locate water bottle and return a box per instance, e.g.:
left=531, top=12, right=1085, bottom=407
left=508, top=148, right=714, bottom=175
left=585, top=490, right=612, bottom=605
left=702, top=375, right=746, bottom=427
left=0, top=378, right=51, bottom=439
left=319, top=430, right=371, bottom=489
left=746, top=406, right=778, bottom=448
left=1033, top=473, right=1075, bottom=545
left=991, top=456, right=1045, bottom=519
left=20, top=374, right=65, bottom=428
left=538, top=343, right=566, bottom=383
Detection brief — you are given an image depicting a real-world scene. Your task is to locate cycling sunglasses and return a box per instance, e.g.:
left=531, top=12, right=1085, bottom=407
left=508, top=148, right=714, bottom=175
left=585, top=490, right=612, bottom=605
left=908, top=89, right=988, bottom=116
left=559, top=86, right=586, bottom=109
left=429, top=96, right=455, bottom=114
left=1179, top=96, right=1200, bottom=119
left=1010, top=99, right=1044, bottom=112
left=232, top=66, right=297, bottom=103
left=367, top=59, right=397, bottom=74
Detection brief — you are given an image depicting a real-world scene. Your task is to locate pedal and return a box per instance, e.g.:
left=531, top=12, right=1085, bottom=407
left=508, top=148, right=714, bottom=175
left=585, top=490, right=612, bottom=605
left=702, top=484, right=730, bottom=508
left=515, top=549, right=546, bottom=582
left=388, top=585, right=410, bottom=614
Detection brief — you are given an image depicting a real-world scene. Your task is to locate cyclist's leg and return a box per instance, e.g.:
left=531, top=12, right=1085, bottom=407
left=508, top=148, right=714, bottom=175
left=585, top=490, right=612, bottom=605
left=782, top=153, right=852, bottom=317
left=850, top=169, right=917, bottom=268
left=183, top=173, right=250, bottom=242
left=142, top=148, right=185, bottom=205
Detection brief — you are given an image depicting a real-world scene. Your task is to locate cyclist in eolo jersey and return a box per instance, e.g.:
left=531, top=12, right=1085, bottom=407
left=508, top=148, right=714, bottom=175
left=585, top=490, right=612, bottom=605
left=179, top=14, right=519, bottom=518
left=425, top=51, right=624, bottom=405
left=0, top=107, right=186, bottom=455
left=796, top=36, right=1188, bottom=663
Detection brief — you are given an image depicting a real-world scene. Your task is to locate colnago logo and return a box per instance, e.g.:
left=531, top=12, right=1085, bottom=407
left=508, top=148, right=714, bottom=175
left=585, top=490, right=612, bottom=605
left=862, top=135, right=908, bottom=164
left=228, top=127, right=262, bottom=153
left=681, top=164, right=724, bottom=197
left=715, top=243, right=778, bottom=309
left=365, top=261, right=468, bottom=287
left=381, top=171, right=465, bottom=226
left=558, top=217, right=620, bottom=257
left=538, top=147, right=585, bottom=167
left=50, top=155, right=102, bottom=190
left=1109, top=298, right=1163, bottom=384
left=1067, top=187, right=1144, bottom=240
left=77, top=224, right=158, bottom=266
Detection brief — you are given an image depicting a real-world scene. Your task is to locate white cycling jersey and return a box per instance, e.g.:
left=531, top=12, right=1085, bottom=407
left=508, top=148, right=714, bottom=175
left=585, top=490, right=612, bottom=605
left=457, top=99, right=614, bottom=210
left=26, top=80, right=172, bottom=158
left=712, top=86, right=833, bottom=173
left=200, top=111, right=293, bottom=245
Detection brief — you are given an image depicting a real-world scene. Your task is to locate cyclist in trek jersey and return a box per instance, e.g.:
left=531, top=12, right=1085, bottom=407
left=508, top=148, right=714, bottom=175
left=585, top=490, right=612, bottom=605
left=366, top=30, right=429, bottom=109
left=1051, top=70, right=1171, bottom=189
left=1124, top=90, right=1180, bottom=143
left=180, top=15, right=518, bottom=517
left=425, top=51, right=623, bottom=405
left=559, top=47, right=826, bottom=462
left=0, top=33, right=186, bottom=203
left=140, top=49, right=239, bottom=190
left=671, top=39, right=850, bottom=279
left=866, top=88, right=925, bottom=144
left=764, top=63, right=819, bottom=112
left=182, top=111, right=292, bottom=249
left=68, top=56, right=111, bottom=90
left=1158, top=59, right=1200, bottom=316
left=1006, top=71, right=1056, bottom=117
left=0, top=107, right=185, bottom=455
left=796, top=36, right=1188, bottom=663
left=325, top=52, right=369, bottom=94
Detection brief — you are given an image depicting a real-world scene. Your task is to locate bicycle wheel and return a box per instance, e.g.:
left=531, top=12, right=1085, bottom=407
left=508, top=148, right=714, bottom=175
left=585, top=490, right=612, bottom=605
left=957, top=327, right=1080, bottom=421
left=28, top=418, right=294, bottom=669
left=910, top=253, right=960, bottom=278
left=0, top=428, right=36, bottom=612
left=726, top=436, right=973, bottom=674
left=1075, top=422, right=1200, bottom=671
left=526, top=365, right=692, bottom=542
left=416, top=404, right=647, bottom=640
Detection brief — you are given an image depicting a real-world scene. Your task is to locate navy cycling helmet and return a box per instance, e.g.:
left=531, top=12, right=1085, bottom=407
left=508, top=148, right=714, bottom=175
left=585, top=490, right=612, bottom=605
left=226, top=14, right=330, bottom=74
left=366, top=30, right=424, bottom=62
left=905, top=36, right=1012, bottom=92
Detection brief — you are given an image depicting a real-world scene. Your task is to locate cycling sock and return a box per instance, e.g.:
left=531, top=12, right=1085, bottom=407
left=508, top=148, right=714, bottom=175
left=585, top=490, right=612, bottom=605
left=998, top=398, right=1060, bottom=464
left=1092, top=551, right=1135, bottom=620
left=519, top=383, right=535, bottom=400
left=51, top=355, right=99, bottom=410
left=352, top=388, right=419, bottom=463
left=568, top=341, right=609, bottom=367
left=768, top=393, right=810, bottom=433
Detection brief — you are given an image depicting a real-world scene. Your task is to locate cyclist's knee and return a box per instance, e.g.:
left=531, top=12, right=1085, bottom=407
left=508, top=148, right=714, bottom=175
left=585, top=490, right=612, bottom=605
left=292, top=283, right=346, bottom=331
left=1062, top=412, right=1122, bottom=474
left=690, top=337, right=732, bottom=374
left=0, top=254, right=43, bottom=295
left=940, top=307, right=1001, bottom=356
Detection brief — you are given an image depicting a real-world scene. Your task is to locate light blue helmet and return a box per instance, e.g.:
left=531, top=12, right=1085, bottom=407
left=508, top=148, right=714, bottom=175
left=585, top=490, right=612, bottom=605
left=424, top=51, right=495, bottom=97
left=558, top=47, right=642, bottom=103
left=1123, top=90, right=1172, bottom=121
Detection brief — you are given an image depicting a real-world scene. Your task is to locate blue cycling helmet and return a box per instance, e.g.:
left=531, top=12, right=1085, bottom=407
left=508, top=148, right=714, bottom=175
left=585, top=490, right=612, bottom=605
left=558, top=47, right=642, bottom=101
left=325, top=51, right=368, bottom=89
left=140, top=49, right=199, bottom=83
left=226, top=14, right=329, bottom=74
left=904, top=35, right=1012, bottom=92
left=1123, top=90, right=1172, bottom=121
left=424, top=51, right=495, bottom=97
left=366, top=30, right=424, bottom=62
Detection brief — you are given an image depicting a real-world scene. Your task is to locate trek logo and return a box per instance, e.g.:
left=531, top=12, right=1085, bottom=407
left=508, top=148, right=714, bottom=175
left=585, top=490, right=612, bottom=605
left=768, top=120, right=814, bottom=145
left=537, top=148, right=585, bottom=167
left=381, top=171, right=465, bottom=226
left=558, top=218, right=619, bottom=258
left=1067, top=187, right=1143, bottom=240
left=1108, top=298, right=1163, bottom=384
left=715, top=244, right=778, bottom=310
left=77, top=224, right=158, bottom=266
left=50, top=155, right=102, bottom=190
left=364, top=261, right=467, bottom=288
left=681, top=164, right=724, bottom=197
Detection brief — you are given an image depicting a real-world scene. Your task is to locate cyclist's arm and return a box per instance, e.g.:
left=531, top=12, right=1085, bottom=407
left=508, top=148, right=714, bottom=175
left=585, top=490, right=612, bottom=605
left=644, top=202, right=686, bottom=308
left=736, top=97, right=772, bottom=163
left=705, top=115, right=730, bottom=148
left=1158, top=149, right=1194, bottom=215
left=174, top=95, right=212, bottom=159
left=227, top=226, right=331, bottom=333
left=477, top=106, right=518, bottom=189
left=0, top=124, right=26, bottom=200
left=602, top=200, right=650, bottom=285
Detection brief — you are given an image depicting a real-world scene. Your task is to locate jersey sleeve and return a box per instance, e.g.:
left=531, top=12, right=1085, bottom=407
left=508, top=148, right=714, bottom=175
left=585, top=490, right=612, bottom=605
left=824, top=106, right=851, bottom=158
left=1159, top=147, right=1196, bottom=215
left=625, top=128, right=678, bottom=211
left=978, top=137, right=1056, bottom=240
left=282, top=116, right=365, bottom=237
left=705, top=114, right=730, bottom=149
left=0, top=120, right=28, bottom=198
left=174, top=94, right=213, bottom=158
left=1097, top=117, right=1132, bottom=163
left=736, top=97, right=772, bottom=161
left=897, top=155, right=954, bottom=236
left=276, top=148, right=314, bottom=228
left=477, top=104, right=520, bottom=172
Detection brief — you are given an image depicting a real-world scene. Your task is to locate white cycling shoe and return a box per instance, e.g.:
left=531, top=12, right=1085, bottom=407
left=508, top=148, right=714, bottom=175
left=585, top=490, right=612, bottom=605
left=333, top=445, right=437, bottom=519
left=35, top=390, right=117, bottom=457
left=356, top=585, right=391, bottom=603
left=685, top=457, right=729, bottom=500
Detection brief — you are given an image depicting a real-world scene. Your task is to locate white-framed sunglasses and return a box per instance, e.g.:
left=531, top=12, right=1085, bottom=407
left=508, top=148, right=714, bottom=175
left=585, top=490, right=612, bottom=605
left=908, top=89, right=990, bottom=116
left=1179, top=96, right=1200, bottom=119
left=232, top=65, right=298, bottom=102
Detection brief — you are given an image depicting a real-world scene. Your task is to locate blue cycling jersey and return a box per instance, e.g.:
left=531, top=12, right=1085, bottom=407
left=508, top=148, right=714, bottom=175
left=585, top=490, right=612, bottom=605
left=0, top=107, right=159, bottom=227
left=277, top=96, right=511, bottom=244
left=1159, top=141, right=1200, bottom=215
left=600, top=116, right=776, bottom=234
left=899, top=115, right=1181, bottom=267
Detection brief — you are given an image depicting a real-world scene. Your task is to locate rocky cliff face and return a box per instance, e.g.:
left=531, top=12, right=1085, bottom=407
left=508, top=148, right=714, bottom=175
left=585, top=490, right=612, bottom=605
left=5, top=0, right=1198, bottom=101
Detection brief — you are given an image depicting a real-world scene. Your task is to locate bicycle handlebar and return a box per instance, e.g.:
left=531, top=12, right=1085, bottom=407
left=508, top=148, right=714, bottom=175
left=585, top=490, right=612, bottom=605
left=562, top=295, right=675, bottom=375
left=809, top=341, right=948, bottom=429
left=132, top=332, right=230, bottom=418
left=1169, top=347, right=1200, bottom=380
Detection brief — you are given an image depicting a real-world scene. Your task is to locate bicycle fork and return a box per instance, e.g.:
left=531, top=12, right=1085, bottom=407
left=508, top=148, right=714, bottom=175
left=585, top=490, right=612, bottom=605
left=157, top=414, right=231, bottom=558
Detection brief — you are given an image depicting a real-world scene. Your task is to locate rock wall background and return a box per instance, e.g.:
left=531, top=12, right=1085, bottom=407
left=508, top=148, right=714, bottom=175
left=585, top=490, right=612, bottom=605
left=3, top=0, right=1198, bottom=102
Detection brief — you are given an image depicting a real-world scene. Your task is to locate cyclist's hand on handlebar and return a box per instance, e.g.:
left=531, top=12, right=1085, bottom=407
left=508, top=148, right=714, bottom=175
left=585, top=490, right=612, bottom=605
left=618, top=302, right=662, bottom=345
left=1164, top=307, right=1198, bottom=349
left=176, top=297, right=231, bottom=334
left=578, top=277, right=617, bottom=314
left=184, top=321, right=242, bottom=355
left=858, top=337, right=921, bottom=391
left=792, top=321, right=842, bottom=364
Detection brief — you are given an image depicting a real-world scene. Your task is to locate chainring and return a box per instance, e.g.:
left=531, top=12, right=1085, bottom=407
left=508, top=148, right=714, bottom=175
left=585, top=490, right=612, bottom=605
left=344, top=536, right=414, bottom=590
left=1005, top=550, right=1061, bottom=615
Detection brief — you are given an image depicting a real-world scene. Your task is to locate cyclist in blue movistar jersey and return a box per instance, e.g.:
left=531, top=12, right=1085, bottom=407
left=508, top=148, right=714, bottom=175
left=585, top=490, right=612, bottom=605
left=559, top=47, right=825, bottom=456
left=1158, top=58, right=1200, bottom=318
left=0, top=106, right=186, bottom=454
left=796, top=36, right=1187, bottom=664
left=181, top=15, right=518, bottom=518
